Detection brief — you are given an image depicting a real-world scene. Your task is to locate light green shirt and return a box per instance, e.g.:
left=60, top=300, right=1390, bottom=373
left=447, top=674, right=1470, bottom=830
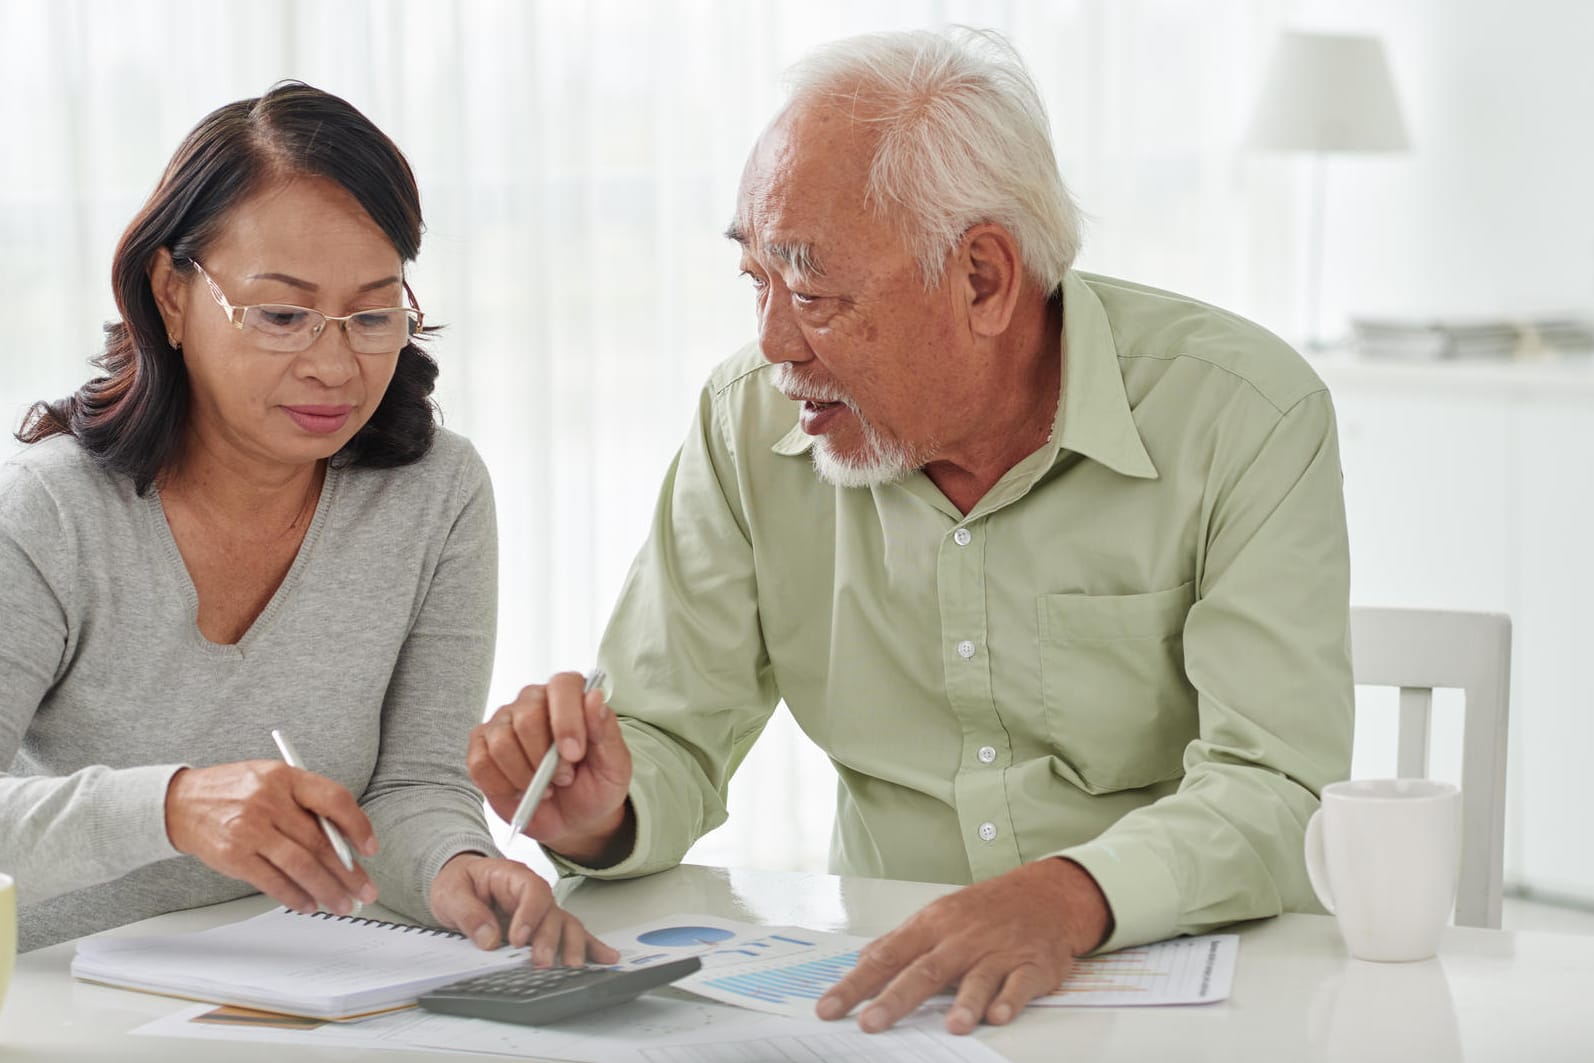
left=573, top=270, right=1353, bottom=951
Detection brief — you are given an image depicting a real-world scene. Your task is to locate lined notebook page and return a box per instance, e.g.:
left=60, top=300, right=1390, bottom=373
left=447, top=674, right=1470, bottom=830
left=72, top=907, right=530, bottom=1019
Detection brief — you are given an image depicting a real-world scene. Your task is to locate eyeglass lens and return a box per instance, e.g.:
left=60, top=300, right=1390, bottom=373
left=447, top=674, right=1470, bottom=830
left=243, top=305, right=418, bottom=354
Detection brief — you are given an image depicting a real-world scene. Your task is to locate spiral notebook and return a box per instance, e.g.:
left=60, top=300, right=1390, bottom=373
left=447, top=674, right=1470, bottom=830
left=71, top=907, right=531, bottom=1020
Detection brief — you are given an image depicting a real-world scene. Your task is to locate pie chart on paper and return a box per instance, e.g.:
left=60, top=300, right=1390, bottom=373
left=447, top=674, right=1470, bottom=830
left=635, top=925, right=737, bottom=947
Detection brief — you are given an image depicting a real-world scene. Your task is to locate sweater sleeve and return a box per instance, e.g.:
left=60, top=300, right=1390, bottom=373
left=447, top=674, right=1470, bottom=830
left=356, top=443, right=502, bottom=926
left=0, top=463, right=184, bottom=907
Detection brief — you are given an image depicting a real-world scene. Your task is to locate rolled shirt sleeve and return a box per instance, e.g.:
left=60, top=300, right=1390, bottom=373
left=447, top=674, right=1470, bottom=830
left=1058, top=388, right=1353, bottom=950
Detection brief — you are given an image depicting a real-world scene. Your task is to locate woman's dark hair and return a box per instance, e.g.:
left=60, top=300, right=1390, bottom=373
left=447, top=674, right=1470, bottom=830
left=16, top=81, right=439, bottom=491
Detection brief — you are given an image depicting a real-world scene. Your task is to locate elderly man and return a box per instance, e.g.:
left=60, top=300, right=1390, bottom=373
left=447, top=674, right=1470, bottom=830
left=471, top=28, right=1352, bottom=1035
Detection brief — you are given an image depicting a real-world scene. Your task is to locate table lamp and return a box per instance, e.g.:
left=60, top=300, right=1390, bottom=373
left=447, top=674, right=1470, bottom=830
left=1247, top=31, right=1409, bottom=350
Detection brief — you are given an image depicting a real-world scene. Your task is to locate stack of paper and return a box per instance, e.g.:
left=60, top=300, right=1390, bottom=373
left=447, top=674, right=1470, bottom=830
left=1352, top=316, right=1594, bottom=360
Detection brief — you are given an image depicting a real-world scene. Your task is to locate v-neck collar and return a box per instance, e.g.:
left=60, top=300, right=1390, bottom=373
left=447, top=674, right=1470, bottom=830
left=145, top=462, right=342, bottom=659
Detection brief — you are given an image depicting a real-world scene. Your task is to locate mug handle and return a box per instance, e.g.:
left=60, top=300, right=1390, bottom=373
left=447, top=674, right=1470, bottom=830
left=1304, top=808, right=1337, bottom=914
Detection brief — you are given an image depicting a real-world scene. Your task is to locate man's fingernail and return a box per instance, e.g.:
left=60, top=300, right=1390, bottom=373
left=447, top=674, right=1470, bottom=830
left=358, top=883, right=378, bottom=902
left=860, top=1006, right=889, bottom=1034
left=816, top=996, right=844, bottom=1020
left=948, top=1005, right=975, bottom=1030
left=990, top=1002, right=1013, bottom=1024
left=560, top=738, right=582, bottom=760
left=472, top=926, right=496, bottom=949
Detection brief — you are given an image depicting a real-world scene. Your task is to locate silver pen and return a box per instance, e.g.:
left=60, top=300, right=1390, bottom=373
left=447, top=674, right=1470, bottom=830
left=270, top=728, right=356, bottom=872
left=507, top=668, right=606, bottom=839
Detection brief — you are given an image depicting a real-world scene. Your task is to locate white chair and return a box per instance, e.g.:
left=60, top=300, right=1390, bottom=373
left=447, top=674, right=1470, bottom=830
left=1349, top=606, right=1512, bottom=929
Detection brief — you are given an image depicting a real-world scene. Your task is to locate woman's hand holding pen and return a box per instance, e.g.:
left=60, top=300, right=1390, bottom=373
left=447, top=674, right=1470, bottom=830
left=468, top=671, right=635, bottom=865
left=164, top=761, right=379, bottom=915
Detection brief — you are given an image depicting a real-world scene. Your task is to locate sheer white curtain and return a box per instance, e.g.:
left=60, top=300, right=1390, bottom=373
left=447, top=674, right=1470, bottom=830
left=0, top=0, right=1289, bottom=874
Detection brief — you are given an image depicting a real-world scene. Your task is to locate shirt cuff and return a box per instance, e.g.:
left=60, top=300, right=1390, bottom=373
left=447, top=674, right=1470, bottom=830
left=541, top=786, right=658, bottom=880
left=543, top=723, right=711, bottom=880
left=1049, top=837, right=1182, bottom=953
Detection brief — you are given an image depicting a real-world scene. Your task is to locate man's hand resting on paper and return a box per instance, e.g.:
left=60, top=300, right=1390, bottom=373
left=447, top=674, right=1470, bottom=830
left=467, top=671, right=636, bottom=867
left=817, top=857, right=1112, bottom=1035
left=430, top=853, right=620, bottom=966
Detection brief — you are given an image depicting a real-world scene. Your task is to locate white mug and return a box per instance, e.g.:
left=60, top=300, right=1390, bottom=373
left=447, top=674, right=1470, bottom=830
left=0, top=872, right=14, bottom=1014
left=1304, top=779, right=1462, bottom=962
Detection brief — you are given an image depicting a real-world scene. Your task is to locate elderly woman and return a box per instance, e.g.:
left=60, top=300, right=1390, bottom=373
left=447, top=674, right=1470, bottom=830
left=0, top=82, right=610, bottom=963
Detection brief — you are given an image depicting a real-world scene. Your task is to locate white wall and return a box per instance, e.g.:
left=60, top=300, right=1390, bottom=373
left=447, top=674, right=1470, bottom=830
left=1285, top=0, right=1594, bottom=331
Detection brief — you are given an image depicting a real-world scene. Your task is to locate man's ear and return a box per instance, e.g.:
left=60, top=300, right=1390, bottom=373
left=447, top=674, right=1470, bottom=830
left=957, top=224, right=1024, bottom=339
left=148, top=247, right=189, bottom=348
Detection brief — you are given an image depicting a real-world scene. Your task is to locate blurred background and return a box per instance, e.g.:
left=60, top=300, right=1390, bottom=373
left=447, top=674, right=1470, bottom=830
left=3, top=0, right=1591, bottom=918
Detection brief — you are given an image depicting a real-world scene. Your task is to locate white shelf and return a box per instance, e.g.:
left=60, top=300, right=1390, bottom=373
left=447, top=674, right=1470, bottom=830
left=1311, top=350, right=1594, bottom=399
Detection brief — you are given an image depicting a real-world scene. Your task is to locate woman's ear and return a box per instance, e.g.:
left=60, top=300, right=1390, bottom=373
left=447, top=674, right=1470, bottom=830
left=148, top=247, right=188, bottom=349
left=958, top=223, right=1024, bottom=339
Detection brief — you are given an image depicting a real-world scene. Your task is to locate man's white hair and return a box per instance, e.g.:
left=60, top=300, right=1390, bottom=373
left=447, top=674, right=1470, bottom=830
left=781, top=27, right=1081, bottom=290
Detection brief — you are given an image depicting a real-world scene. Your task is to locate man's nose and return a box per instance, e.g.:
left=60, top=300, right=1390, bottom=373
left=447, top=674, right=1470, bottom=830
left=756, top=289, right=811, bottom=366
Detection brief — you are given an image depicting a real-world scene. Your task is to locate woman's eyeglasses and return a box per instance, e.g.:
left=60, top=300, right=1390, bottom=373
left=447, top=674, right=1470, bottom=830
left=188, top=260, right=423, bottom=355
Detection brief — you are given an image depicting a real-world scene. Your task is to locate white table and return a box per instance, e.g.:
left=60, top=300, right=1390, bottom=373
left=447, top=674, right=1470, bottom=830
left=2, top=863, right=1591, bottom=1061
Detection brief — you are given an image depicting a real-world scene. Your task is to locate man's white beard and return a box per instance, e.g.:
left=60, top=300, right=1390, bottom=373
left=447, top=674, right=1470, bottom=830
left=772, top=363, right=935, bottom=489
left=811, top=417, right=929, bottom=488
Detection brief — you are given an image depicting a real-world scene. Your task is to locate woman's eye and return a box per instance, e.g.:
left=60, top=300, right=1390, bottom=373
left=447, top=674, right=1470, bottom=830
left=257, top=308, right=310, bottom=328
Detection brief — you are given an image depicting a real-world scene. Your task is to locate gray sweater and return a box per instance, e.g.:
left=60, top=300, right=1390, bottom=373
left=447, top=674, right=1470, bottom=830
left=1, top=429, right=500, bottom=952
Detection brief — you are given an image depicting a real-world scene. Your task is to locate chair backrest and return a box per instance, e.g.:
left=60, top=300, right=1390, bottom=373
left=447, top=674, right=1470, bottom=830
left=1348, top=606, right=1512, bottom=928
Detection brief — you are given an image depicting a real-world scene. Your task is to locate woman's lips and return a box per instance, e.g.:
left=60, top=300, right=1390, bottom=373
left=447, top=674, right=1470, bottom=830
left=282, top=405, right=353, bottom=434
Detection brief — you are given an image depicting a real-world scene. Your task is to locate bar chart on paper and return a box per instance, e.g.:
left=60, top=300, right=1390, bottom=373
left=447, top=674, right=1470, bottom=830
left=697, top=949, right=862, bottom=1008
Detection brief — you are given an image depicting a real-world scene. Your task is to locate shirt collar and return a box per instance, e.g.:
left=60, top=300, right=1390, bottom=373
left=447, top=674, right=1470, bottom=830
left=772, top=418, right=810, bottom=456
left=1051, top=270, right=1158, bottom=480
left=771, top=270, right=1158, bottom=482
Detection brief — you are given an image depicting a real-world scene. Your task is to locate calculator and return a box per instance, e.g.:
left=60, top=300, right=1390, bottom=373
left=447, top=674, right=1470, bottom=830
left=417, top=956, right=703, bottom=1026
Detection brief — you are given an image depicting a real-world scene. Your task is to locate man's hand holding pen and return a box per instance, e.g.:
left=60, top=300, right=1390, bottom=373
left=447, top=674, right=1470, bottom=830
left=468, top=670, right=636, bottom=867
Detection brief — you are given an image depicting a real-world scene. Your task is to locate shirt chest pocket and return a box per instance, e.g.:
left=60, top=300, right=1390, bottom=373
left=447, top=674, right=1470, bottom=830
left=1036, top=582, right=1198, bottom=794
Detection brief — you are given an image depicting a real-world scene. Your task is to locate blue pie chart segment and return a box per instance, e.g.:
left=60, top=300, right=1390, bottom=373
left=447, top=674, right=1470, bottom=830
left=637, top=925, right=737, bottom=947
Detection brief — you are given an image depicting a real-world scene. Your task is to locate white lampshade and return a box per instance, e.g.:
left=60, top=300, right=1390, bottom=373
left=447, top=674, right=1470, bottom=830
left=1248, top=31, right=1410, bottom=153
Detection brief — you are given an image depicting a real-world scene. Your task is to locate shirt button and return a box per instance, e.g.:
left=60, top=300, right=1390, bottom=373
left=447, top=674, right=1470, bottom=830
left=953, top=527, right=972, bottom=547
left=977, top=745, right=997, bottom=764
left=978, top=822, right=998, bottom=842
left=956, top=639, right=976, bottom=659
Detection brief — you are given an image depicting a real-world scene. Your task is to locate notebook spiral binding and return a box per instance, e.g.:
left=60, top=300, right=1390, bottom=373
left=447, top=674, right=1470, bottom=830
left=295, top=908, right=464, bottom=939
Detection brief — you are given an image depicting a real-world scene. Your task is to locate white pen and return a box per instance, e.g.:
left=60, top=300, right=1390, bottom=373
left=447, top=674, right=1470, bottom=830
left=507, top=668, right=606, bottom=839
left=270, top=728, right=357, bottom=873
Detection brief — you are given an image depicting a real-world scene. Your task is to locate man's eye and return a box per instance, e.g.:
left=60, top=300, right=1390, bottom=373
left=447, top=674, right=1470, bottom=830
left=791, top=291, right=819, bottom=306
left=739, top=270, right=768, bottom=290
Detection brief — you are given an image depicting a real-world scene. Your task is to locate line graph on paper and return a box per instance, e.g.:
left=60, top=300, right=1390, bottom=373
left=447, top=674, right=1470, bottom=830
left=1031, top=933, right=1238, bottom=1006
